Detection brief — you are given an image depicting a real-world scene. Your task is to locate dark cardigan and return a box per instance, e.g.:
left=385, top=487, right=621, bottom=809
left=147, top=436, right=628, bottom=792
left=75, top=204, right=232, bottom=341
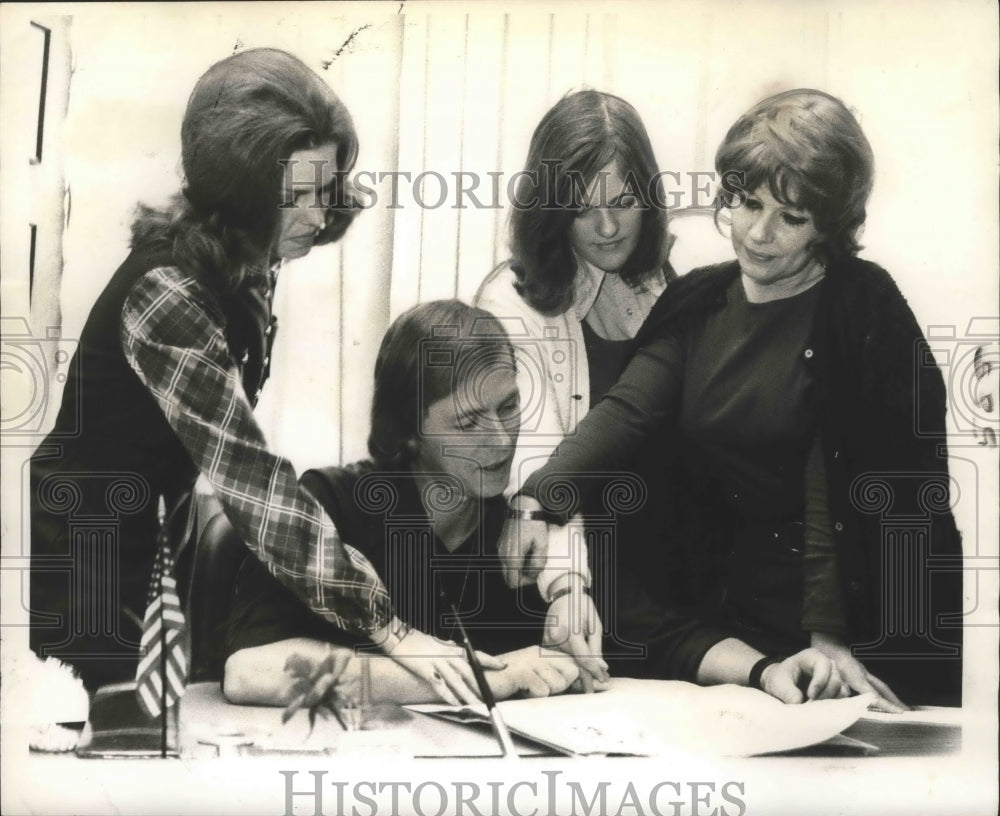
left=527, top=257, right=963, bottom=704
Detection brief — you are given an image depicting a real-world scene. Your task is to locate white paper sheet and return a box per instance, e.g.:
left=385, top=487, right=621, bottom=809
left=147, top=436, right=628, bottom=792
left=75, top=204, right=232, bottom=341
left=860, top=706, right=964, bottom=727
left=408, top=678, right=875, bottom=757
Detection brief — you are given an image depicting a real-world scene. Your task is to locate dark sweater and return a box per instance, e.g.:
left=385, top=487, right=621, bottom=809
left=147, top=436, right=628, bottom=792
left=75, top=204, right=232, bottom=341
left=225, top=462, right=548, bottom=659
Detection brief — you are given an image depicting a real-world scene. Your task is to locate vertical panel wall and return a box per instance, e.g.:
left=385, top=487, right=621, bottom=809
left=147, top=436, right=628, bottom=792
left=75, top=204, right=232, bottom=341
left=6, top=5, right=995, bottom=471
left=2, top=11, right=995, bottom=710
left=0, top=12, right=73, bottom=647
left=0, top=15, right=72, bottom=433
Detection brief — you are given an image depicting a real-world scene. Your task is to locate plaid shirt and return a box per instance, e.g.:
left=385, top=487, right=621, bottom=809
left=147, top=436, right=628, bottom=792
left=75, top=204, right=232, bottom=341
left=121, top=265, right=394, bottom=635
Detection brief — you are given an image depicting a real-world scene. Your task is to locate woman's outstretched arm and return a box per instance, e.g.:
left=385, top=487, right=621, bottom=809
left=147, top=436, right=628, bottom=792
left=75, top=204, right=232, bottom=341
left=224, top=640, right=579, bottom=707
left=121, top=267, right=498, bottom=704
left=519, top=331, right=684, bottom=521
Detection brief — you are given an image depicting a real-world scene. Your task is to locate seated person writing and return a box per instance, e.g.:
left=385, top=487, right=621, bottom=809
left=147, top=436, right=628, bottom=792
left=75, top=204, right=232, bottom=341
left=223, top=301, right=583, bottom=706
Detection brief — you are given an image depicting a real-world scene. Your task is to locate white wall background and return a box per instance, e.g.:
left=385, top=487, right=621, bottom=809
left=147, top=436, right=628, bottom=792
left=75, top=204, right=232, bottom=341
left=2, top=0, right=998, bottom=736
left=1, top=2, right=998, bottom=810
left=5, top=2, right=997, bottom=466
left=4, top=1, right=996, bottom=470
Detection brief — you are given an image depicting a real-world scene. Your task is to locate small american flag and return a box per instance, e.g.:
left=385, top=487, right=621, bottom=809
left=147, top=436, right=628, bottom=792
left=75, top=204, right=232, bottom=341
left=135, top=522, right=188, bottom=719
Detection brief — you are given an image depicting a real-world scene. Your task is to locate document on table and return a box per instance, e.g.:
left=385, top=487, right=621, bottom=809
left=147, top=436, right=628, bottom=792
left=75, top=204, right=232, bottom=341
left=407, top=678, right=874, bottom=757
left=859, top=706, right=964, bottom=726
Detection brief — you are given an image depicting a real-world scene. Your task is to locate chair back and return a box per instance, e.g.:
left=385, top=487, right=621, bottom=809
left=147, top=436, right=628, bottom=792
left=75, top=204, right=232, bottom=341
left=177, top=500, right=249, bottom=683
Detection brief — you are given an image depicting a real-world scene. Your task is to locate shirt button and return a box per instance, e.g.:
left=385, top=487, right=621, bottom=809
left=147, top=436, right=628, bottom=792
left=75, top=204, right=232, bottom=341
left=804, top=349, right=814, bottom=359
left=834, top=522, right=844, bottom=532
left=732, top=492, right=740, bottom=501
left=626, top=307, right=634, bottom=316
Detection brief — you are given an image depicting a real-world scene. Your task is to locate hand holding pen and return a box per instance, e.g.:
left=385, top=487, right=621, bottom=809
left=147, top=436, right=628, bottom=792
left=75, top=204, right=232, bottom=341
left=381, top=625, right=506, bottom=706
left=450, top=604, right=519, bottom=758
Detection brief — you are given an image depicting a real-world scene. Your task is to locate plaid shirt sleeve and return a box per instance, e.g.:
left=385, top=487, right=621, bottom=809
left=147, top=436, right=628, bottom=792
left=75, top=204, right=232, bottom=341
left=120, top=266, right=394, bottom=635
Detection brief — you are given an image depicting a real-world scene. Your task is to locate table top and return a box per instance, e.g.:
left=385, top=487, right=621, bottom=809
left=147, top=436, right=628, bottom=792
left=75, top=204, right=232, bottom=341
left=7, top=684, right=988, bottom=816
left=180, top=682, right=545, bottom=759
left=177, top=682, right=963, bottom=760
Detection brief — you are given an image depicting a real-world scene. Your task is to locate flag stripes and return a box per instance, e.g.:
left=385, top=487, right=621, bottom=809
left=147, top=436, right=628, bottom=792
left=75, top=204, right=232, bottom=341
left=135, top=537, right=188, bottom=719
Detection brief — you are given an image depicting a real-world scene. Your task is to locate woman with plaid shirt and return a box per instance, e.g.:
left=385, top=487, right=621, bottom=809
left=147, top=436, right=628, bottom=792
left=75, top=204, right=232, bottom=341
left=29, top=48, right=493, bottom=702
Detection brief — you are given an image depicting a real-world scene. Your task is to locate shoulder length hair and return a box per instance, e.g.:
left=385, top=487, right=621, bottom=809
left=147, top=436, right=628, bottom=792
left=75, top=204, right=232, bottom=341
left=509, top=89, right=669, bottom=314
left=369, top=300, right=514, bottom=470
left=714, top=88, right=875, bottom=264
left=130, top=48, right=360, bottom=291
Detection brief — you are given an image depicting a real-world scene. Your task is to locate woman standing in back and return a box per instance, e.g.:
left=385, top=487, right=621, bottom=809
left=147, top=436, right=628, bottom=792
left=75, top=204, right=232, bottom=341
left=476, top=90, right=681, bottom=682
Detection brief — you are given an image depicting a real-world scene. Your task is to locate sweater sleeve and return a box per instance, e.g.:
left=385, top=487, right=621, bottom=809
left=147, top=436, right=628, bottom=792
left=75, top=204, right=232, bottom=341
left=522, top=329, right=685, bottom=522
left=800, top=436, right=846, bottom=634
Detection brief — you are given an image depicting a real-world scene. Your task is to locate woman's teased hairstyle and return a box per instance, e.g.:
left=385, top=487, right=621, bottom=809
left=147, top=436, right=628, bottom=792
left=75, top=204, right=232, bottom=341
left=509, top=90, right=669, bottom=313
left=130, top=48, right=360, bottom=290
left=369, top=300, right=514, bottom=470
left=714, top=88, right=874, bottom=263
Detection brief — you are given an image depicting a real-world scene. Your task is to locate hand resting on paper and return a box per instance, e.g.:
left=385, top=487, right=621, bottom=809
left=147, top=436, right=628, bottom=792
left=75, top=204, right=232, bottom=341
left=697, top=639, right=849, bottom=704
left=759, top=649, right=851, bottom=704
left=485, top=646, right=581, bottom=700
left=810, top=631, right=909, bottom=713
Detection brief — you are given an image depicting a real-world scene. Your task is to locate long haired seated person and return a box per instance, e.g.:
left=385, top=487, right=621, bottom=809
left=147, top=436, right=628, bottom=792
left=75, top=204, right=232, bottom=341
left=223, top=301, right=581, bottom=705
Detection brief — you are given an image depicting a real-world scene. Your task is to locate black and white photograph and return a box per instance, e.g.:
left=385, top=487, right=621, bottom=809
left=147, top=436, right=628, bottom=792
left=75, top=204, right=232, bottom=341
left=1, top=1, right=997, bottom=814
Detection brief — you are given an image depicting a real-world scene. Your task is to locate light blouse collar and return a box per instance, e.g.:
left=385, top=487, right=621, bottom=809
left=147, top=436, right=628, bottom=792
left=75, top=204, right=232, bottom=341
left=568, top=257, right=609, bottom=321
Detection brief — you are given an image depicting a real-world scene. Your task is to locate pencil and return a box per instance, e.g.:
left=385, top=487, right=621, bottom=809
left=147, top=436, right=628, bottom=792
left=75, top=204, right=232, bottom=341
left=450, top=604, right=518, bottom=758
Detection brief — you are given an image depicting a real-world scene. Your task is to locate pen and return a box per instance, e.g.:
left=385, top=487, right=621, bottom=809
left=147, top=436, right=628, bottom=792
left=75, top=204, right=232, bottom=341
left=450, top=603, right=518, bottom=759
